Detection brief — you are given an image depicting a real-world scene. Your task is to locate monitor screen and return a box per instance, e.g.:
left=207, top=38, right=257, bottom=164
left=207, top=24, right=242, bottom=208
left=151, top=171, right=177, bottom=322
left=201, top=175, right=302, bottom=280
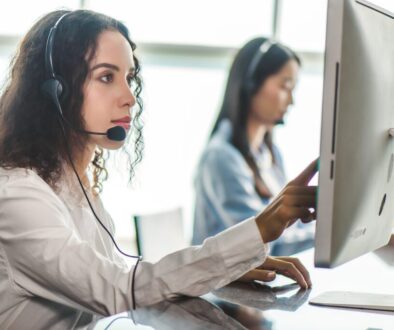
left=315, top=0, right=394, bottom=268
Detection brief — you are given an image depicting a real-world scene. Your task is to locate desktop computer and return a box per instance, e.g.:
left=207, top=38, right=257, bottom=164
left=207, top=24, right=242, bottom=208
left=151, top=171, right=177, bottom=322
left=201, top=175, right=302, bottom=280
left=311, top=0, right=394, bottom=310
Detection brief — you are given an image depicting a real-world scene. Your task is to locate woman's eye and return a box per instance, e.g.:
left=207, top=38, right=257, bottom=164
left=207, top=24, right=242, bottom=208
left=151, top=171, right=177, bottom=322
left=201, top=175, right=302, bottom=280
left=100, top=73, right=113, bottom=83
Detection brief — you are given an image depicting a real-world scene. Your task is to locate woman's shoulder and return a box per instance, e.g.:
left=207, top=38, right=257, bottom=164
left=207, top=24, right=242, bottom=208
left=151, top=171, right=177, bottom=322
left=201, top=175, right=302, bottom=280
left=0, top=167, right=72, bottom=224
left=199, top=139, right=250, bottom=178
left=203, top=136, right=242, bottom=162
left=0, top=167, right=55, bottom=196
left=1, top=166, right=37, bottom=181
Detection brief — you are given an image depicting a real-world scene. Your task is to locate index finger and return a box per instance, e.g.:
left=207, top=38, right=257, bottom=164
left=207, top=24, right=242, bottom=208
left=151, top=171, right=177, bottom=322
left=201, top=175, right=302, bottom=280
left=277, top=257, right=312, bottom=287
left=275, top=260, right=309, bottom=289
left=289, top=158, right=319, bottom=186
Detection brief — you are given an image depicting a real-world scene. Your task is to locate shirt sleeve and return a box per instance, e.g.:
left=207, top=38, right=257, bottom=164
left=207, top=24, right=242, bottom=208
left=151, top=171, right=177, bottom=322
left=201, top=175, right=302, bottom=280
left=200, top=146, right=267, bottom=228
left=0, top=174, right=267, bottom=315
left=0, top=177, right=135, bottom=316
left=134, top=216, right=267, bottom=307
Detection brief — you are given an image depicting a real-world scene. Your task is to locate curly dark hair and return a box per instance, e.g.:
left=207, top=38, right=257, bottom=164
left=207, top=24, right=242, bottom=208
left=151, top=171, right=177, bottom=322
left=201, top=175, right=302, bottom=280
left=0, top=10, right=144, bottom=192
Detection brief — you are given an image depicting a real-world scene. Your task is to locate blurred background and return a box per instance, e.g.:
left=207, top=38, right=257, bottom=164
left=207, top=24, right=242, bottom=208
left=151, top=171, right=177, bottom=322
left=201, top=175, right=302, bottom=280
left=0, top=0, right=328, bottom=255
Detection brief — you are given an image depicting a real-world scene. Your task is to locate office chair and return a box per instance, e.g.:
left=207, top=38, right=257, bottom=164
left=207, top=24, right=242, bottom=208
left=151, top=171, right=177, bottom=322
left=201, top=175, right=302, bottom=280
left=133, top=207, right=188, bottom=262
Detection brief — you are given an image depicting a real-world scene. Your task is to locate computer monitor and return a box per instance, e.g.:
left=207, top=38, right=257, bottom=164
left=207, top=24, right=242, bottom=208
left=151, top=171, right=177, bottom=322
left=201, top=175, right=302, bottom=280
left=311, top=0, right=394, bottom=310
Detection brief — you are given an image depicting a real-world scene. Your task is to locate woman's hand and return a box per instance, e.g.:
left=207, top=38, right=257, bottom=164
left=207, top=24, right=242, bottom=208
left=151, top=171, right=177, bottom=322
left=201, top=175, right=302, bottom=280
left=238, top=256, right=312, bottom=289
left=255, top=159, right=318, bottom=244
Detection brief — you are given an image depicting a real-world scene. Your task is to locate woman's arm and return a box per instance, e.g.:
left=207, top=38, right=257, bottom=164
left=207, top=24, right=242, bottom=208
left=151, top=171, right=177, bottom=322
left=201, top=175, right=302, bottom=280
left=134, top=217, right=267, bottom=307
left=0, top=175, right=268, bottom=314
left=0, top=159, right=316, bottom=314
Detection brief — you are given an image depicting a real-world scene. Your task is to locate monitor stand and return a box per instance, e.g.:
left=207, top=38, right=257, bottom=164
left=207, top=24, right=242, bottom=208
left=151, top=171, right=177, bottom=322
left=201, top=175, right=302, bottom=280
left=309, top=291, right=394, bottom=312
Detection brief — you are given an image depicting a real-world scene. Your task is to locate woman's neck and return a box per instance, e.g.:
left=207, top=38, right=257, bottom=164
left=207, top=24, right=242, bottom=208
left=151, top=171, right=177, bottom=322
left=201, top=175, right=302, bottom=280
left=71, top=144, right=96, bottom=187
left=247, top=117, right=267, bottom=153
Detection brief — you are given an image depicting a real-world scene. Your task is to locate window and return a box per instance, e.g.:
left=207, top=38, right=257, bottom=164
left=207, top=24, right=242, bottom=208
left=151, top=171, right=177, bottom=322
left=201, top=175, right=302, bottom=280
left=277, top=0, right=327, bottom=53
left=86, top=0, right=274, bottom=47
left=0, top=0, right=80, bottom=36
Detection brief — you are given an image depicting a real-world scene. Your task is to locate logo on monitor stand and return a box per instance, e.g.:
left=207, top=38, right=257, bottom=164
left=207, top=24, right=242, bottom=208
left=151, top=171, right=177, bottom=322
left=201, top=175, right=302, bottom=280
left=351, top=227, right=367, bottom=239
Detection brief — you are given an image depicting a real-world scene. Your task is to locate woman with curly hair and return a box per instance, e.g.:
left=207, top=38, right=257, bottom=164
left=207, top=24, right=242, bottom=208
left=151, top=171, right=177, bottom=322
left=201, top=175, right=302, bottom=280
left=0, top=9, right=317, bottom=329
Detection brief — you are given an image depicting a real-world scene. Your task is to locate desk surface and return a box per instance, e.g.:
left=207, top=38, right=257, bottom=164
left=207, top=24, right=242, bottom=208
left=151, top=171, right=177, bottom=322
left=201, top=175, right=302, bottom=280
left=93, top=244, right=394, bottom=330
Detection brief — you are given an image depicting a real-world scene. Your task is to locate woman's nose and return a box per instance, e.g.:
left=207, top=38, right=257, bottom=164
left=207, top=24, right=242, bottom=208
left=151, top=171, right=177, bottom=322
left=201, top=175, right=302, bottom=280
left=120, top=84, right=136, bottom=109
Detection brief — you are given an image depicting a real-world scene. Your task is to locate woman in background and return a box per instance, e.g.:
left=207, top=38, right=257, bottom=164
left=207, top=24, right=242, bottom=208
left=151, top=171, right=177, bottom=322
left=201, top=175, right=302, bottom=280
left=192, top=38, right=315, bottom=255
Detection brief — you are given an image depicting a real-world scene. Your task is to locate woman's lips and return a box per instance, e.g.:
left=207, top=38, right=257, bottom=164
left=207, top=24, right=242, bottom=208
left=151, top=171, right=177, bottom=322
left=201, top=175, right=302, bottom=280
left=112, top=122, right=131, bottom=130
left=111, top=116, right=131, bottom=130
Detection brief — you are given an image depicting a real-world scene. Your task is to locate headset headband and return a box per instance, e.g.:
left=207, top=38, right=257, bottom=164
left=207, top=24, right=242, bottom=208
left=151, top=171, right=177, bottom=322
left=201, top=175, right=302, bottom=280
left=245, top=39, right=274, bottom=85
left=44, top=13, right=70, bottom=79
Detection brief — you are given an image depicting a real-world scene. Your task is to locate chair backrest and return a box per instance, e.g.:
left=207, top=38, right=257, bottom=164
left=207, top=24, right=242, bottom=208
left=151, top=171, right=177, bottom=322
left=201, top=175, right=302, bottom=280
left=133, top=207, right=187, bottom=262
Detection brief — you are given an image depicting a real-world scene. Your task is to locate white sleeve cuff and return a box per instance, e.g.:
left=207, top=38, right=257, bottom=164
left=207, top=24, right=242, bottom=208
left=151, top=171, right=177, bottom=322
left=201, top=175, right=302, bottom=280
left=214, top=216, right=268, bottom=282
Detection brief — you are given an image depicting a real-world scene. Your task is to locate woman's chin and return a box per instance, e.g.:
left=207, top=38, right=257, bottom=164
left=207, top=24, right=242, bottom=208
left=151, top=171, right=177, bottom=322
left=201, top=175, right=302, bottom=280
left=98, top=140, right=125, bottom=150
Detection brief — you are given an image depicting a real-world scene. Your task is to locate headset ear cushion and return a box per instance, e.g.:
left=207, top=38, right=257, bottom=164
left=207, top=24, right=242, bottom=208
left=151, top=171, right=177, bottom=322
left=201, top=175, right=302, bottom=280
left=244, top=80, right=254, bottom=94
left=41, top=78, right=62, bottom=102
left=41, top=76, right=69, bottom=115
left=54, top=75, right=69, bottom=102
left=242, top=80, right=255, bottom=99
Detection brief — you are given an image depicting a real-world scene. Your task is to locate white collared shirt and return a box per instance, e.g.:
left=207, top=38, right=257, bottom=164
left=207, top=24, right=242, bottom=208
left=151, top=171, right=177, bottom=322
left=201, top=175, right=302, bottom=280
left=0, top=167, right=267, bottom=329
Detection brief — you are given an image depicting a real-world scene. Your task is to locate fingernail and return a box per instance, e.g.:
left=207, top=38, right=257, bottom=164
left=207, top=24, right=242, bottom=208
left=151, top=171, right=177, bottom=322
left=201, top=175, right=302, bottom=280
left=268, top=272, right=276, bottom=277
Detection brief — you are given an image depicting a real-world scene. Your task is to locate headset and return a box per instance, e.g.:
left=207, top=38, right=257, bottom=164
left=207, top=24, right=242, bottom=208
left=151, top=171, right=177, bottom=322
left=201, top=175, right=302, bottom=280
left=243, top=39, right=285, bottom=126
left=41, top=13, right=126, bottom=141
left=243, top=39, right=274, bottom=95
left=41, top=12, right=141, bottom=310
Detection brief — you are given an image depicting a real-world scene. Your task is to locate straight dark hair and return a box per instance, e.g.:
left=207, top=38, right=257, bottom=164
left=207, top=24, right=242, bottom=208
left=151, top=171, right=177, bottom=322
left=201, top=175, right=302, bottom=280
left=0, top=10, right=144, bottom=191
left=211, top=37, right=300, bottom=198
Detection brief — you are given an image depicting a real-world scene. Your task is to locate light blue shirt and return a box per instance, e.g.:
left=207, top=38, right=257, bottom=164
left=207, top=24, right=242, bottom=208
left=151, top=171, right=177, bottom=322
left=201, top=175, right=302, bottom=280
left=192, top=120, right=314, bottom=255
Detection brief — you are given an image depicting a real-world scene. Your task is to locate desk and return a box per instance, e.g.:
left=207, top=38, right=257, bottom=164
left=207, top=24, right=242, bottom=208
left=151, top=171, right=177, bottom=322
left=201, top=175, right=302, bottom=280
left=93, top=244, right=394, bottom=330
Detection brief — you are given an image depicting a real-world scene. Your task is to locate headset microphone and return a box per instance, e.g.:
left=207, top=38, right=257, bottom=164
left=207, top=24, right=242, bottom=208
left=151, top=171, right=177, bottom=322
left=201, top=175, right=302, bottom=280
left=62, top=119, right=126, bottom=142
left=75, top=125, right=126, bottom=142
left=103, top=126, right=126, bottom=141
